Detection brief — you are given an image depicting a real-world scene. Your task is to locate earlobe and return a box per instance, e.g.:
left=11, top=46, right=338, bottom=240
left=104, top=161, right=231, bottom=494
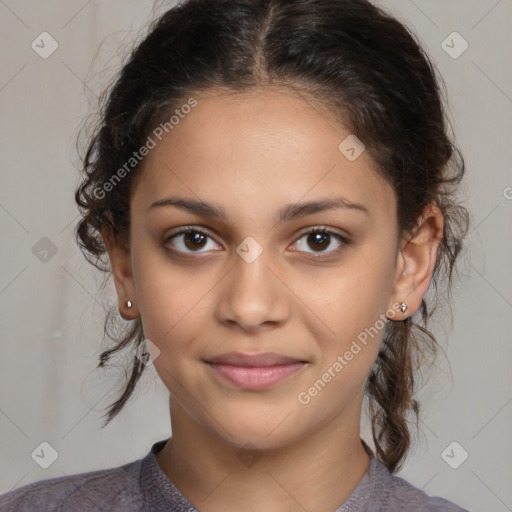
left=101, top=224, right=139, bottom=320
left=121, top=298, right=138, bottom=320
left=389, top=203, right=444, bottom=319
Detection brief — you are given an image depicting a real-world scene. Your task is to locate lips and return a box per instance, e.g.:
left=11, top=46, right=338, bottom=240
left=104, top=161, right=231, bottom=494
left=204, top=352, right=308, bottom=390
left=205, top=352, right=307, bottom=367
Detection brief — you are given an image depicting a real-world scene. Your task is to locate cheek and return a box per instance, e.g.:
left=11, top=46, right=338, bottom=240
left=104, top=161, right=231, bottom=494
left=293, top=253, right=394, bottom=340
left=130, top=238, right=203, bottom=349
left=296, top=250, right=395, bottom=390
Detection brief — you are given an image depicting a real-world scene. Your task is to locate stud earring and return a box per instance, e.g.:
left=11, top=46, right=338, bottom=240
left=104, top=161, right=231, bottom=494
left=126, top=300, right=132, bottom=308
left=400, top=302, right=407, bottom=318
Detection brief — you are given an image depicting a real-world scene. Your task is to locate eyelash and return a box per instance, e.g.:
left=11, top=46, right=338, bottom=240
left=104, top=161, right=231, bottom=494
left=164, top=225, right=350, bottom=259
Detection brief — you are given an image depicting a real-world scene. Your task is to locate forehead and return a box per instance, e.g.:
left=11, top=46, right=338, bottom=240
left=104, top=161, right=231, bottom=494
left=132, top=87, right=395, bottom=225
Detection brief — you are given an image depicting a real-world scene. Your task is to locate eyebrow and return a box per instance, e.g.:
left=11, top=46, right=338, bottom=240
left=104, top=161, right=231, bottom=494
left=149, top=196, right=369, bottom=223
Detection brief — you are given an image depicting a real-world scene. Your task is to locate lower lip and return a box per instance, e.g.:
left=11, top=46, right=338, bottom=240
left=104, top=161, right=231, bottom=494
left=206, top=362, right=306, bottom=390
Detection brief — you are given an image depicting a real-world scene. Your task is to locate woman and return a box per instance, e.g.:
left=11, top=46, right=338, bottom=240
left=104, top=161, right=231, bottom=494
left=0, top=0, right=470, bottom=510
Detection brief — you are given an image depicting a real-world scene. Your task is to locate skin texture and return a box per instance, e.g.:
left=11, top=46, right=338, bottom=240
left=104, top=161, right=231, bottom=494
left=102, top=87, right=444, bottom=512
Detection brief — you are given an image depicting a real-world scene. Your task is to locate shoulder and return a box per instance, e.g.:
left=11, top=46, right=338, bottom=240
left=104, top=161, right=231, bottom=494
left=0, top=459, right=143, bottom=512
left=367, top=458, right=470, bottom=512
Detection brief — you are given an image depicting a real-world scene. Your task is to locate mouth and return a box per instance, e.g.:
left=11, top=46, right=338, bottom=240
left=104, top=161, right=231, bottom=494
left=204, top=352, right=308, bottom=390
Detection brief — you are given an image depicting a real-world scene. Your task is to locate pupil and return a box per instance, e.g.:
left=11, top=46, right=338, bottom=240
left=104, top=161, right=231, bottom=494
left=310, top=232, right=329, bottom=251
left=185, top=232, right=206, bottom=250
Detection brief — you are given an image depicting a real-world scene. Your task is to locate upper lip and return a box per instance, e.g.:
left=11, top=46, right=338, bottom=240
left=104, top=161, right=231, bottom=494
left=205, top=352, right=307, bottom=367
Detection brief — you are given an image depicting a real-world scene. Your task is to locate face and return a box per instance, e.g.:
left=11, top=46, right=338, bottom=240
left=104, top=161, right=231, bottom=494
left=110, top=87, right=413, bottom=450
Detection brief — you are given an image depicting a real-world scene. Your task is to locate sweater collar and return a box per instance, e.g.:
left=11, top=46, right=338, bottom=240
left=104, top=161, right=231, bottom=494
left=140, top=437, right=386, bottom=512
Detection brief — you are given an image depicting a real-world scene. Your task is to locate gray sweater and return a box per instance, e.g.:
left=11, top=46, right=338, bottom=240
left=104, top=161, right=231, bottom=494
left=0, top=438, right=470, bottom=511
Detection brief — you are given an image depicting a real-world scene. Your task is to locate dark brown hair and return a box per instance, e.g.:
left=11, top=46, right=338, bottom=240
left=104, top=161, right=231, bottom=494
left=75, top=0, right=469, bottom=473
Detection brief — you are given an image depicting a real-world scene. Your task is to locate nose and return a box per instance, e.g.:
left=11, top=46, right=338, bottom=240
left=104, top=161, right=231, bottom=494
left=215, top=247, right=290, bottom=333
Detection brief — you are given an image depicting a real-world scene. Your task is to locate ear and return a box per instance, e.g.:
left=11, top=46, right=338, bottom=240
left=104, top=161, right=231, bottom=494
left=101, top=223, right=139, bottom=320
left=388, top=203, right=444, bottom=320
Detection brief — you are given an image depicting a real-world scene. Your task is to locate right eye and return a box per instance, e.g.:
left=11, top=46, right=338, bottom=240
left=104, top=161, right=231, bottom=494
left=164, top=226, right=222, bottom=254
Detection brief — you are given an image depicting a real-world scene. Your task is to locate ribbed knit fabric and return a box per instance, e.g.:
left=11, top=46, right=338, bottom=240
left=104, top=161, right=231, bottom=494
left=0, top=438, right=470, bottom=511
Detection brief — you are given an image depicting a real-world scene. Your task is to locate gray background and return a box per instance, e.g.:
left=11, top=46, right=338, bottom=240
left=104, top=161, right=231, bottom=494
left=0, top=1, right=511, bottom=510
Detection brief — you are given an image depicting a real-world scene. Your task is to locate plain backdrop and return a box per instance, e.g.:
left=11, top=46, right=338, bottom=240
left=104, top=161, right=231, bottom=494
left=0, top=1, right=511, bottom=510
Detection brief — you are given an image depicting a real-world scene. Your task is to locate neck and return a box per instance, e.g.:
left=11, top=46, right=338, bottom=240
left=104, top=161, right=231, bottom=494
left=156, top=396, right=371, bottom=512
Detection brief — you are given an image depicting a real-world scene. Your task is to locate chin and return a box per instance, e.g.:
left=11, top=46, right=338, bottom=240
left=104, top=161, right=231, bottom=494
left=226, top=432, right=294, bottom=453
left=213, top=413, right=305, bottom=452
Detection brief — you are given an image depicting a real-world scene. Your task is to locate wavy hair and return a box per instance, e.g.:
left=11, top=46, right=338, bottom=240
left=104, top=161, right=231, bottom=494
left=75, top=0, right=470, bottom=473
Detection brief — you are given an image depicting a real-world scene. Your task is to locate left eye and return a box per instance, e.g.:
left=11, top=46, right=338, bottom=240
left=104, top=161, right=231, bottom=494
left=293, top=228, right=348, bottom=255
left=164, top=227, right=348, bottom=255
